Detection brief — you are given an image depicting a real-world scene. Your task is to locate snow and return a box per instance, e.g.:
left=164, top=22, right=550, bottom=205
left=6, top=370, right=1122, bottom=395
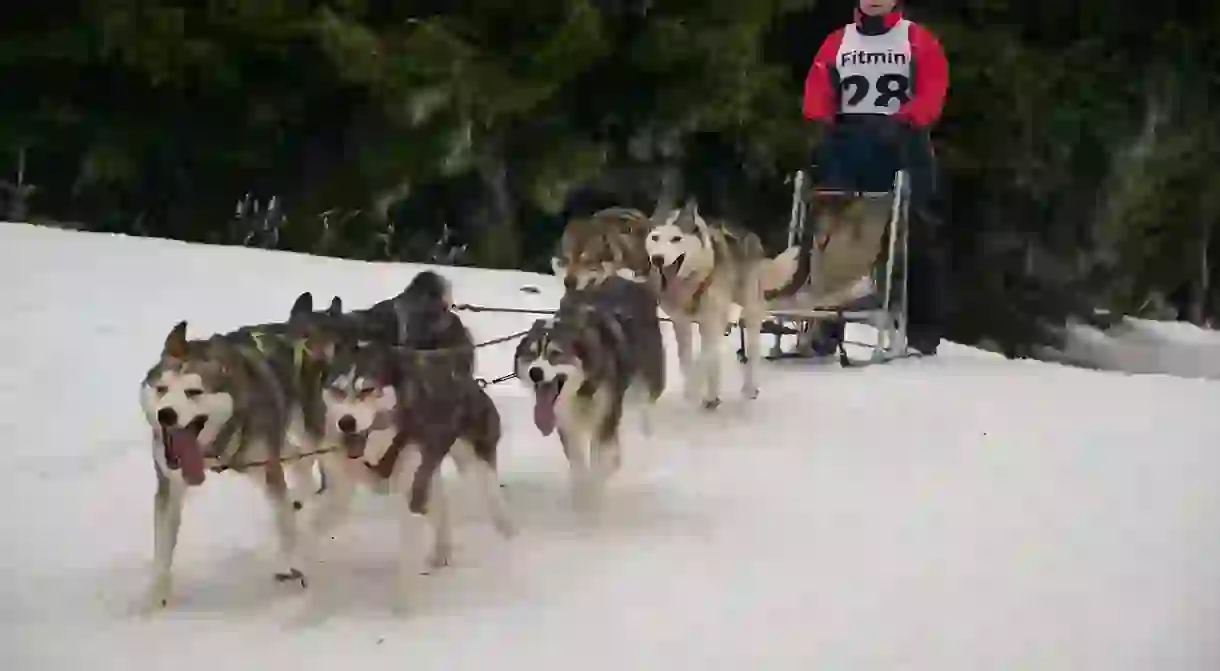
left=2, top=221, right=1219, bottom=670
left=1063, top=318, right=1220, bottom=380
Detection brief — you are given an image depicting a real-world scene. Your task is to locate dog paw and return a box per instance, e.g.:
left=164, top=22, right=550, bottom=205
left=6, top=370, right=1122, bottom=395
left=742, top=386, right=760, bottom=400
left=274, top=568, right=308, bottom=588
left=492, top=516, right=518, bottom=539
left=702, top=397, right=722, bottom=411
left=138, top=577, right=172, bottom=614
left=139, top=592, right=170, bottom=614
left=424, top=544, right=453, bottom=572
left=134, top=597, right=168, bottom=617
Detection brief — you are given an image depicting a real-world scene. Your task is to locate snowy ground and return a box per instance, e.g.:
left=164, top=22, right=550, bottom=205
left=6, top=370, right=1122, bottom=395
left=1064, top=318, right=1220, bottom=380
left=2, top=222, right=1219, bottom=670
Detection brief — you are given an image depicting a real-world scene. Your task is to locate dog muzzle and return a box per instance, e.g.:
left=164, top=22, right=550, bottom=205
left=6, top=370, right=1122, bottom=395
left=650, top=254, right=685, bottom=290
left=337, top=411, right=395, bottom=459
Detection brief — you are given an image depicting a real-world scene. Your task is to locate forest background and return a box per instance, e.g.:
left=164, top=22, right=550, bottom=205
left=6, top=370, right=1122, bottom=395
left=3, top=0, right=1218, bottom=355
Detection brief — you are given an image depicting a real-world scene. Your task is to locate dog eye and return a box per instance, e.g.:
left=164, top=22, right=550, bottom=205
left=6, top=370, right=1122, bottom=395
left=154, top=385, right=168, bottom=395
left=327, top=388, right=344, bottom=400
left=649, top=234, right=659, bottom=242
left=184, top=389, right=203, bottom=399
left=357, top=388, right=376, bottom=399
left=670, top=236, right=682, bottom=243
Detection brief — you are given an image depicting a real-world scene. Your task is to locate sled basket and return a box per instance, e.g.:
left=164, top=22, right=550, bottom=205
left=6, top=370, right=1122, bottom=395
left=761, top=168, right=913, bottom=365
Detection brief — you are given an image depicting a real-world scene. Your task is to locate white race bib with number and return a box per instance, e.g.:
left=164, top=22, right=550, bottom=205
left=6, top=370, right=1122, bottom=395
left=836, top=20, right=913, bottom=115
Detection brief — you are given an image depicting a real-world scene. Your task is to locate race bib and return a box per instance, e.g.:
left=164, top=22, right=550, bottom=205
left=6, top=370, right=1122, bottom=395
left=836, top=20, right=913, bottom=115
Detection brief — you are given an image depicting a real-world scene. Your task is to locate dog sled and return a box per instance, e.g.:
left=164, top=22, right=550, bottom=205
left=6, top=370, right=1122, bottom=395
left=752, top=168, right=914, bottom=368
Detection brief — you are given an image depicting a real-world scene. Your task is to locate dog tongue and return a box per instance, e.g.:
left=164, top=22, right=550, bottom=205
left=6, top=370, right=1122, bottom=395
left=533, top=383, right=559, bottom=436
left=659, top=264, right=687, bottom=296
left=667, top=274, right=689, bottom=296
left=166, top=427, right=206, bottom=486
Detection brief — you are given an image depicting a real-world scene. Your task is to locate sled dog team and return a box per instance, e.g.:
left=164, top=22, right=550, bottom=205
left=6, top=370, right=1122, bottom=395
left=139, top=197, right=810, bottom=611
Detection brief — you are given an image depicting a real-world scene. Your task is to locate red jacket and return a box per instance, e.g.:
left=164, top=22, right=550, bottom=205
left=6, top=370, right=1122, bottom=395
left=802, top=9, right=948, bottom=128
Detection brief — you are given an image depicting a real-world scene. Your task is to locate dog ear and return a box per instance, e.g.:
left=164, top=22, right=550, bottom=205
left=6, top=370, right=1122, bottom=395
left=442, top=283, right=454, bottom=310
left=605, top=233, right=625, bottom=267
left=649, top=196, right=671, bottom=224
left=163, top=321, right=188, bottom=359
left=650, top=170, right=678, bottom=222
left=328, top=296, right=343, bottom=316
left=290, top=292, right=313, bottom=319
left=676, top=197, right=703, bottom=233
left=516, top=319, right=547, bottom=357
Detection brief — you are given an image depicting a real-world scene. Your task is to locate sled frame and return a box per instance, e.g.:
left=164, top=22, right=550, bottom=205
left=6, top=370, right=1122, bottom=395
left=760, top=168, right=912, bottom=367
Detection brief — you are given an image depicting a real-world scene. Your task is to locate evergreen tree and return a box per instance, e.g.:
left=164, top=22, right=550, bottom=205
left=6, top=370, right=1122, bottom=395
left=1, top=0, right=1217, bottom=348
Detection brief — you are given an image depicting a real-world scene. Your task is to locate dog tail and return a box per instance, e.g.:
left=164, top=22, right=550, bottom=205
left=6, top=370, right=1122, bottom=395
left=761, top=228, right=814, bottom=301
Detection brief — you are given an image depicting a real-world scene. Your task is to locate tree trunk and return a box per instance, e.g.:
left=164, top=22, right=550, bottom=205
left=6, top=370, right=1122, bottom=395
left=470, top=145, right=520, bottom=269
left=1191, top=220, right=1212, bottom=325
left=2, top=147, right=35, bottom=222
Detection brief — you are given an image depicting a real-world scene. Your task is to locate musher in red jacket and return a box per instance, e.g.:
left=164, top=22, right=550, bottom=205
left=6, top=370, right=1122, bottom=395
left=802, top=0, right=949, bottom=356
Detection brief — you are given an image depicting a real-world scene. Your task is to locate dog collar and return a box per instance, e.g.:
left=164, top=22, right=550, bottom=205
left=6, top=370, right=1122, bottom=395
left=682, top=269, right=717, bottom=315
left=249, top=329, right=270, bottom=354
left=291, top=338, right=308, bottom=374
left=204, top=419, right=245, bottom=470
left=250, top=330, right=310, bottom=377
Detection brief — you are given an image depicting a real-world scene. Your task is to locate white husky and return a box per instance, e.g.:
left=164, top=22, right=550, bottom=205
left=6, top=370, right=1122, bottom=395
left=645, top=197, right=802, bottom=409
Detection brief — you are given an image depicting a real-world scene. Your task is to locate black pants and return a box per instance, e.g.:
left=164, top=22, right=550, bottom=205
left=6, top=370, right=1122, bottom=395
left=813, top=116, right=948, bottom=346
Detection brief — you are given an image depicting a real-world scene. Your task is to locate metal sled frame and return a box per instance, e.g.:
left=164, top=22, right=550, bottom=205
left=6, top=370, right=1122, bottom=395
left=758, top=168, right=913, bottom=367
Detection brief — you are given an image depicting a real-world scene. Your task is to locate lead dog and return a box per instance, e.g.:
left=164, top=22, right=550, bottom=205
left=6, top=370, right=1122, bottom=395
left=138, top=317, right=329, bottom=610
left=514, top=275, right=665, bottom=504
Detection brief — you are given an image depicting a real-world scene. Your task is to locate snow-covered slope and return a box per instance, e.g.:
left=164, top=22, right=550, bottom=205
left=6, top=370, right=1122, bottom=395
left=1064, top=318, right=1220, bottom=380
left=2, top=222, right=1219, bottom=671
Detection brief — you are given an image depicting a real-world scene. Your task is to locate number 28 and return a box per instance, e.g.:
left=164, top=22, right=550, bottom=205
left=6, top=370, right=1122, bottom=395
left=842, top=74, right=910, bottom=107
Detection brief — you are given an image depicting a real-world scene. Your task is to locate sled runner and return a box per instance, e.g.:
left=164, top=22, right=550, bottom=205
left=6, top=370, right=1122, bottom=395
left=752, top=168, right=913, bottom=367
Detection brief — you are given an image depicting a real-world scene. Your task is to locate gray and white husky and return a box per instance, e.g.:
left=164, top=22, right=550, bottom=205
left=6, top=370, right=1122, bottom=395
left=645, top=197, right=801, bottom=409
left=299, top=269, right=467, bottom=350
left=514, top=275, right=666, bottom=504
left=138, top=317, right=329, bottom=610
left=299, top=335, right=514, bottom=609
